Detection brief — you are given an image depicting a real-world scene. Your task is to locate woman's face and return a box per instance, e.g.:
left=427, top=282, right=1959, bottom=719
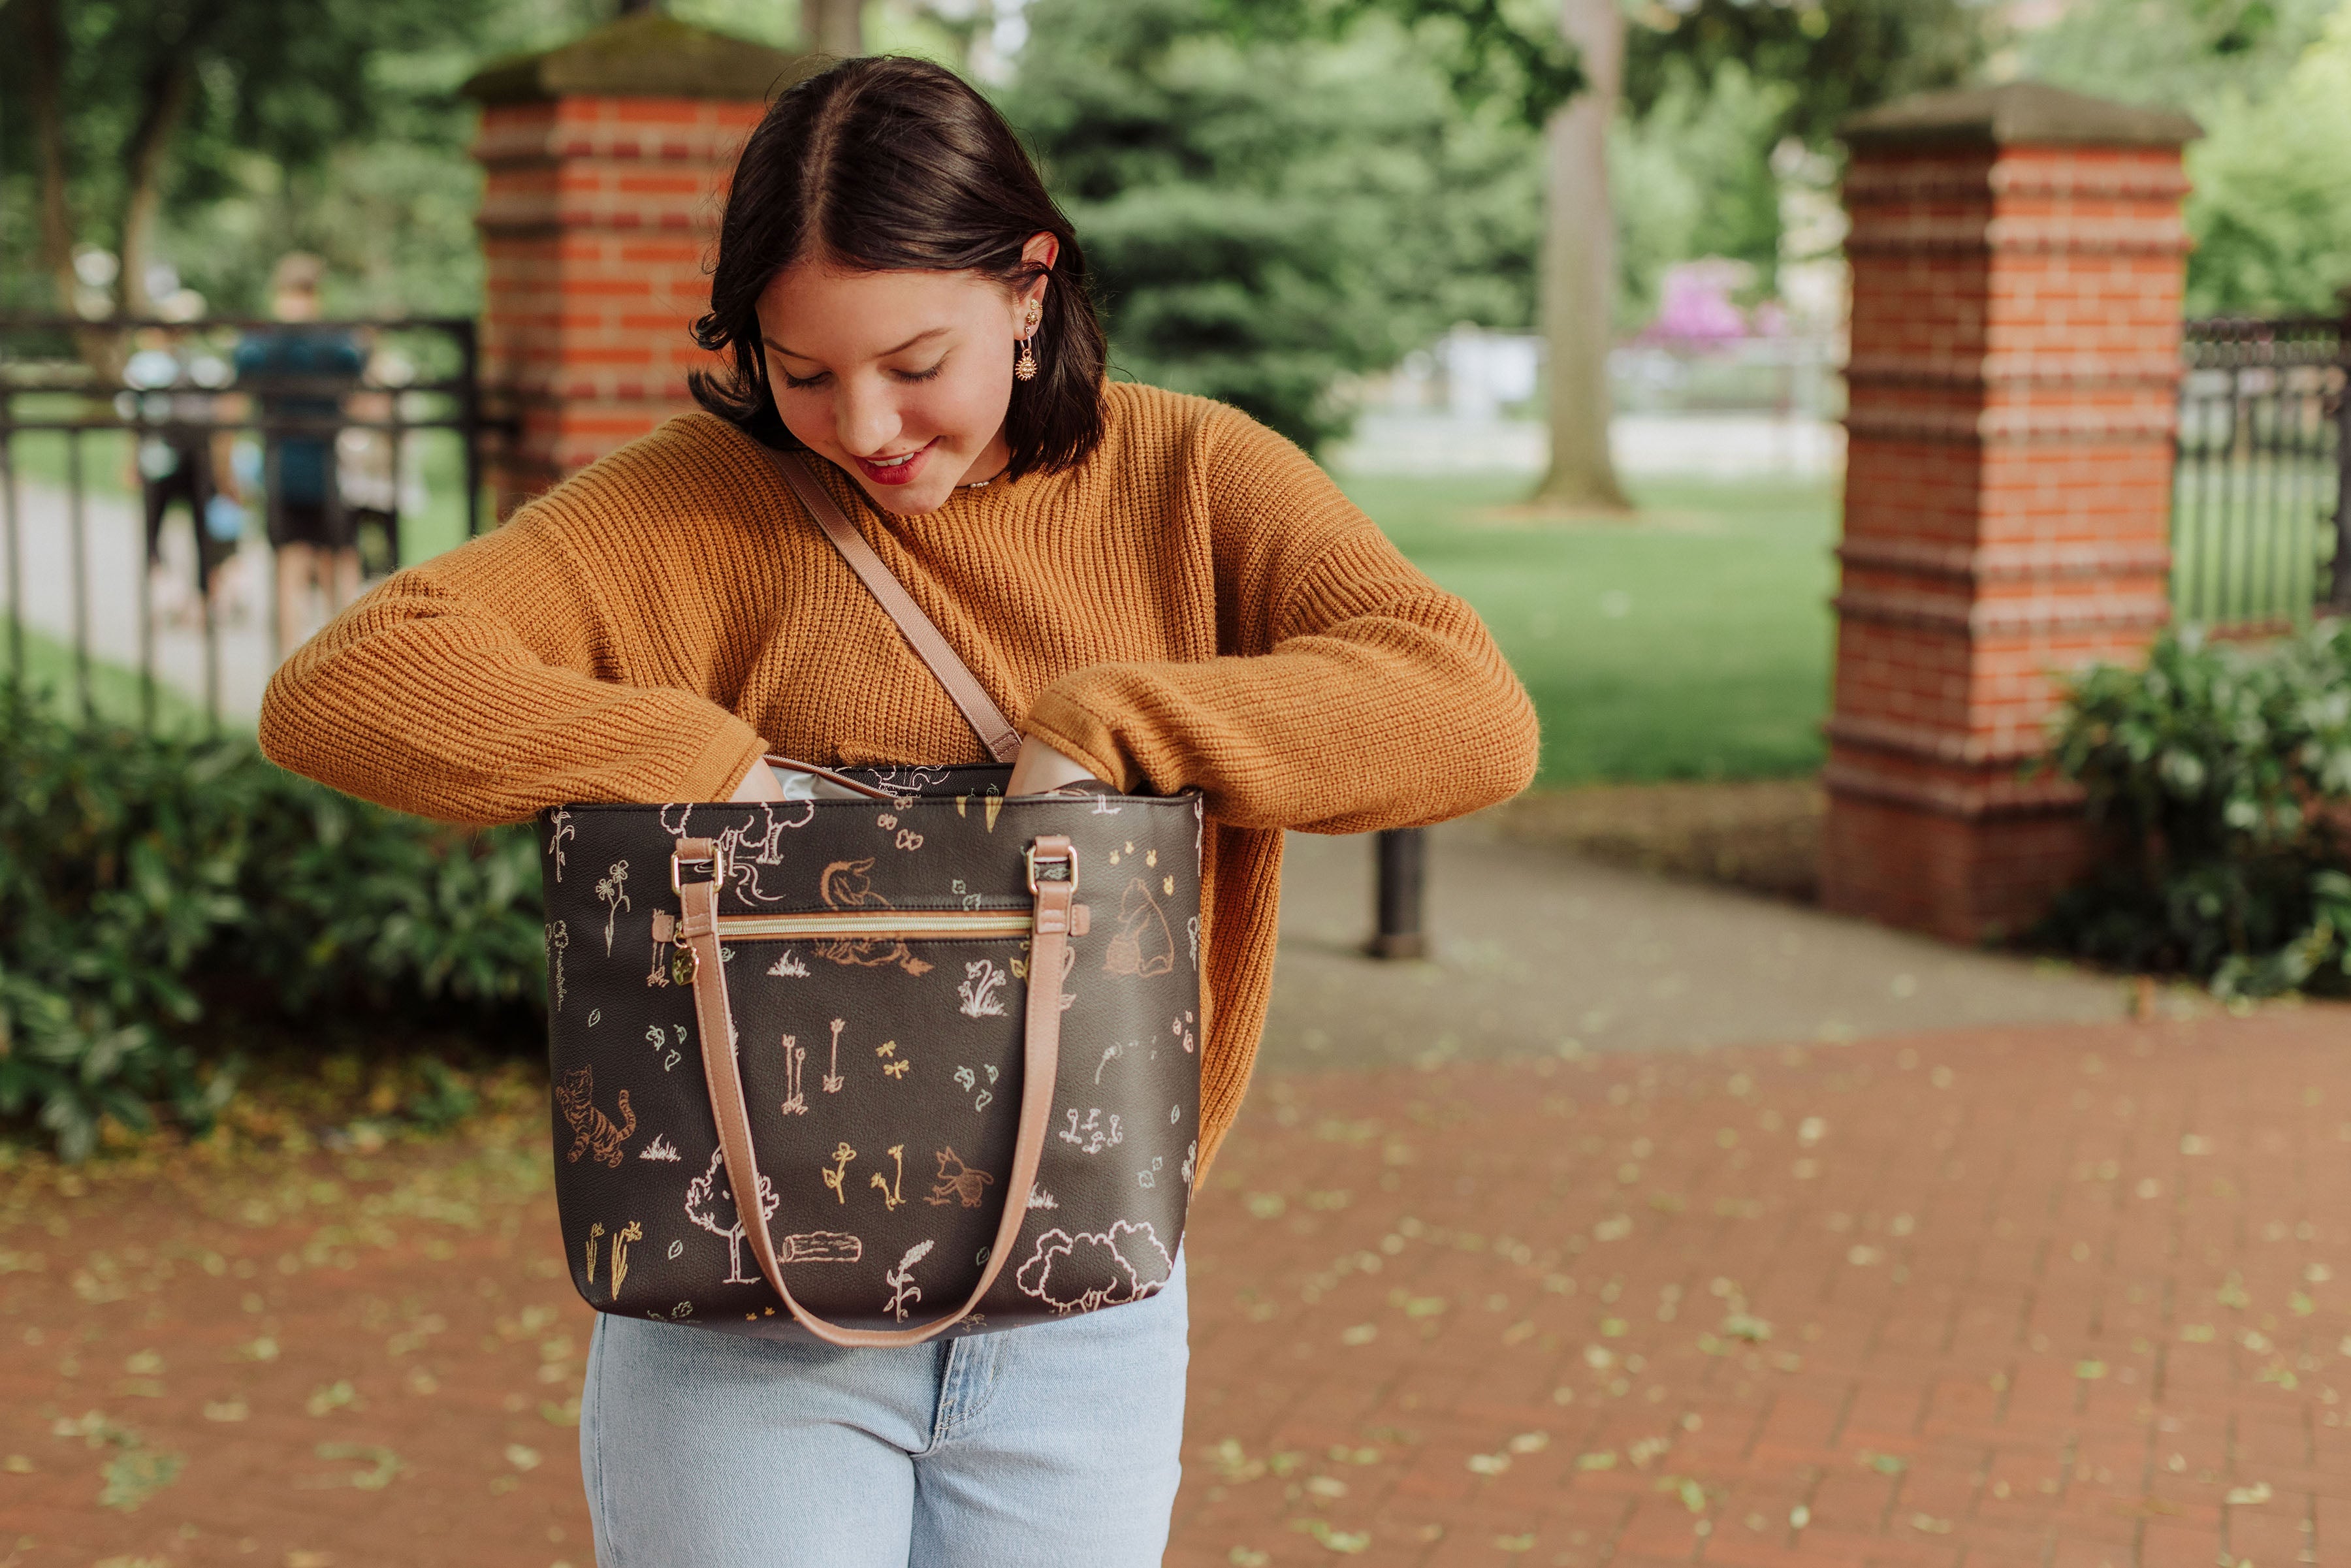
left=756, top=233, right=1055, bottom=516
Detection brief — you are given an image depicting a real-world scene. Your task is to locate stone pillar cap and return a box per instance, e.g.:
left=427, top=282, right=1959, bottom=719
left=1841, top=80, right=2199, bottom=152
left=463, top=10, right=814, bottom=104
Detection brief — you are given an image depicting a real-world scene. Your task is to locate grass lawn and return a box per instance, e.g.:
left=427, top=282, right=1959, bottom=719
left=1345, top=472, right=1837, bottom=786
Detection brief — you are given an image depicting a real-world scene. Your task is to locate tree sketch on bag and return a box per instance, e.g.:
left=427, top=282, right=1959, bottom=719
left=1103, top=877, right=1175, bottom=977
left=684, top=1148, right=779, bottom=1285
left=778, top=1034, right=808, bottom=1116
left=813, top=859, right=933, bottom=976
left=823, top=1017, right=846, bottom=1093
left=885, top=1240, right=934, bottom=1321
left=547, top=809, right=574, bottom=882
left=555, top=1066, right=634, bottom=1167
left=595, top=861, right=631, bottom=956
left=1014, top=1221, right=1173, bottom=1315
left=957, top=959, right=1008, bottom=1018
left=658, top=804, right=694, bottom=840
left=927, top=1147, right=994, bottom=1208
left=822, top=1142, right=857, bottom=1203
left=545, top=921, right=568, bottom=1012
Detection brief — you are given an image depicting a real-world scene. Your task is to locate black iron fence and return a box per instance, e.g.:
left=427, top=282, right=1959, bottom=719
left=2173, top=308, right=2350, bottom=629
left=0, top=315, right=488, bottom=731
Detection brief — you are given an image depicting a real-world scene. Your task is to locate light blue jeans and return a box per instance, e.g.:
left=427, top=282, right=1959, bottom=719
left=579, top=1256, right=1188, bottom=1566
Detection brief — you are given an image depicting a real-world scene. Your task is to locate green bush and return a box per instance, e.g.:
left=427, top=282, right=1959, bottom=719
left=2041, top=624, right=2351, bottom=997
left=0, top=687, right=544, bottom=1159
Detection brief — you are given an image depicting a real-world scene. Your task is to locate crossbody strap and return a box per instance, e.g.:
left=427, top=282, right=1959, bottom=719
left=768, top=450, right=1024, bottom=765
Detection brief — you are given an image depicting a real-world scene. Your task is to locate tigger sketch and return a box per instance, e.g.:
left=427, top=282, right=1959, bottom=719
left=812, top=859, right=933, bottom=976
left=926, top=1147, right=995, bottom=1208
left=554, top=1066, right=635, bottom=1168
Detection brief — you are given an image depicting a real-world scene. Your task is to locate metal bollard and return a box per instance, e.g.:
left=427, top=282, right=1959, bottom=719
left=1368, top=827, right=1428, bottom=960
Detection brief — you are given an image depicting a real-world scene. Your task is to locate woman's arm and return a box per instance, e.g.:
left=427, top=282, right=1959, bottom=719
left=259, top=511, right=768, bottom=827
left=1019, top=408, right=1538, bottom=833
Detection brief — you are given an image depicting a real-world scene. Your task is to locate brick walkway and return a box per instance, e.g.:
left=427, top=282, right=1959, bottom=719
left=2, top=1007, right=2346, bottom=1567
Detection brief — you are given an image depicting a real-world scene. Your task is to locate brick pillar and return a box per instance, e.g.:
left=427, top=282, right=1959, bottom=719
left=1821, top=84, right=2201, bottom=942
left=463, top=12, right=812, bottom=514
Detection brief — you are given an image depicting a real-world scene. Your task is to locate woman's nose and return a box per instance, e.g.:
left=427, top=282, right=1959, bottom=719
left=835, top=379, right=901, bottom=456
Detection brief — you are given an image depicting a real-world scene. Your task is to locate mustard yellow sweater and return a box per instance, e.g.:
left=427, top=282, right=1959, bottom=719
left=259, top=383, right=1539, bottom=1168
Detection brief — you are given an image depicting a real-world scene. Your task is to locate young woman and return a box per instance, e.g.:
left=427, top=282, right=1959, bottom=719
left=260, top=54, right=1537, bottom=1568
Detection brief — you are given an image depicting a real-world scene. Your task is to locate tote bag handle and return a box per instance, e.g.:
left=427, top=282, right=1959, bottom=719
left=768, top=451, right=1025, bottom=765
left=673, top=833, right=1076, bottom=1346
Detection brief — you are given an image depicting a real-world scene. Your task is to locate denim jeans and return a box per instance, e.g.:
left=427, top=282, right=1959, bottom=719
left=579, top=1256, right=1188, bottom=1566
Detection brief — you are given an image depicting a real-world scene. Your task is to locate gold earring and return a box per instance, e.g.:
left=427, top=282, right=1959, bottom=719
left=1014, top=307, right=1040, bottom=382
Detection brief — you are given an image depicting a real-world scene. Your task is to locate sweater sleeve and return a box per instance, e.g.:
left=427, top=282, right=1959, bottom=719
left=1019, top=406, right=1539, bottom=833
left=257, top=507, right=767, bottom=827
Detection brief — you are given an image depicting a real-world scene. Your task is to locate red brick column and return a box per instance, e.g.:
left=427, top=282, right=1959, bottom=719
left=1821, top=84, right=2200, bottom=942
left=463, top=13, right=810, bottom=513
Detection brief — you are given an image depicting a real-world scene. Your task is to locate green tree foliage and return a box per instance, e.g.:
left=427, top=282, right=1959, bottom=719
left=1608, top=60, right=1793, bottom=323
left=2026, top=0, right=2351, bottom=315
left=0, top=690, right=545, bottom=1159
left=1002, top=0, right=1545, bottom=449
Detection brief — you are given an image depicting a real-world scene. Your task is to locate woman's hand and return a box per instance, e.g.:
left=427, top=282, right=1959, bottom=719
left=1007, top=735, right=1100, bottom=797
left=729, top=756, right=788, bottom=802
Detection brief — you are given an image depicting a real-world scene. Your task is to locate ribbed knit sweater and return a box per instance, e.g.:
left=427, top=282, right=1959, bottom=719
left=258, top=382, right=1539, bottom=1169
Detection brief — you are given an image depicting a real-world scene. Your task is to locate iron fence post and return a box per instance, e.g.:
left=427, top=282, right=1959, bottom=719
left=1368, top=827, right=1428, bottom=961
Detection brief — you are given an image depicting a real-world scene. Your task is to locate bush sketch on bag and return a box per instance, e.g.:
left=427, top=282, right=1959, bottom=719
left=684, top=1148, right=780, bottom=1285
left=884, top=1240, right=933, bottom=1321
left=1014, top=1221, right=1172, bottom=1315
left=1104, top=878, right=1176, bottom=978
left=767, top=948, right=810, bottom=978
left=927, top=1147, right=994, bottom=1208
left=957, top=959, right=1008, bottom=1018
left=639, top=1135, right=681, bottom=1162
left=556, top=1066, right=635, bottom=1168
left=595, top=862, right=631, bottom=956
left=776, top=1231, right=861, bottom=1264
left=545, top=921, right=568, bottom=1012
left=812, top=859, right=934, bottom=976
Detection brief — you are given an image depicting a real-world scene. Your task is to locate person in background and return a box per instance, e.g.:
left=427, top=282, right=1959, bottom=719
left=233, top=253, right=364, bottom=654
left=124, top=326, right=244, bottom=625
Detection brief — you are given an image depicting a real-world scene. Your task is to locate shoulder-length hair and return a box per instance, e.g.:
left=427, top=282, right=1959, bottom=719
left=690, top=56, right=1108, bottom=479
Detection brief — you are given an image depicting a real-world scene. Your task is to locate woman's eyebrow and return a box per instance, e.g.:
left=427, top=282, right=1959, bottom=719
left=763, top=327, right=951, bottom=362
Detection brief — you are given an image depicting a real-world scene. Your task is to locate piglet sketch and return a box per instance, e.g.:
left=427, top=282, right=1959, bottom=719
left=684, top=1148, right=778, bottom=1285
left=1014, top=1221, right=1173, bottom=1315
left=927, top=1147, right=995, bottom=1208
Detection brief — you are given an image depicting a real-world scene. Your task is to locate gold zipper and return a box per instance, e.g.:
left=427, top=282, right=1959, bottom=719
left=714, top=910, right=1034, bottom=940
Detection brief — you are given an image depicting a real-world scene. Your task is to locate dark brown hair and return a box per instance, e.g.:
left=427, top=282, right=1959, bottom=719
left=690, top=56, right=1108, bottom=477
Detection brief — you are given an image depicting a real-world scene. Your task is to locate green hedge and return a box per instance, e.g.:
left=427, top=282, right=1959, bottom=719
left=2041, top=623, right=2351, bottom=998
left=0, top=688, right=545, bottom=1159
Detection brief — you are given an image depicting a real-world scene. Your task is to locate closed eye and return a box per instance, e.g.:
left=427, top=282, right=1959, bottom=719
left=778, top=360, right=943, bottom=391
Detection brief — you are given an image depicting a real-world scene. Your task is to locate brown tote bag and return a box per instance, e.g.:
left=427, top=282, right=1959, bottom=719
left=539, top=453, right=1204, bottom=1345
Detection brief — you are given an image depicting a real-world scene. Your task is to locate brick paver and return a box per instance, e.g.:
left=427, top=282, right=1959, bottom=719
left=1176, top=1007, right=2351, bottom=1568
left=1, top=1006, right=2344, bottom=1566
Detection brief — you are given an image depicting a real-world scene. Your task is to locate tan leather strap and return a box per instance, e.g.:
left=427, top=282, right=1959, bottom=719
left=671, top=833, right=1076, bottom=1345
left=767, top=451, right=1023, bottom=765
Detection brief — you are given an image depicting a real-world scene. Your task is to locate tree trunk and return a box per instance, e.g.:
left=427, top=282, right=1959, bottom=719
left=19, top=0, right=82, bottom=317
left=1532, top=0, right=1631, bottom=513
left=120, top=56, right=199, bottom=319
left=801, top=0, right=865, bottom=56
